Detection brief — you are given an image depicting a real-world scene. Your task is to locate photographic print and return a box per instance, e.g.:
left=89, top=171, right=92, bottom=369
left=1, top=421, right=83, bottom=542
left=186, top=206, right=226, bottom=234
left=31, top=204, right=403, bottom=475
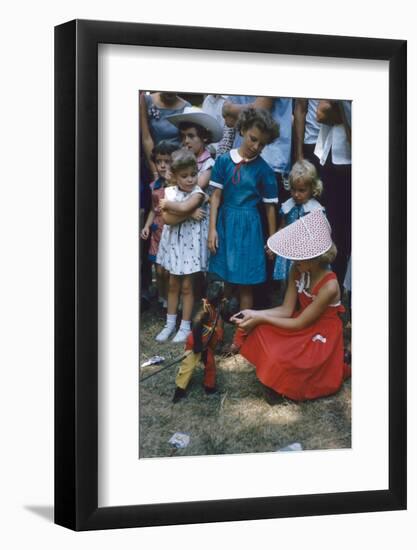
left=55, top=20, right=405, bottom=530
left=139, top=92, right=352, bottom=459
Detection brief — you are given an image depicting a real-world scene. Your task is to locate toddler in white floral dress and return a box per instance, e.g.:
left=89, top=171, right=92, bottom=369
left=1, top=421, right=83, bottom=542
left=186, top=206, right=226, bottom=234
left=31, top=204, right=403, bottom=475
left=156, top=150, right=208, bottom=343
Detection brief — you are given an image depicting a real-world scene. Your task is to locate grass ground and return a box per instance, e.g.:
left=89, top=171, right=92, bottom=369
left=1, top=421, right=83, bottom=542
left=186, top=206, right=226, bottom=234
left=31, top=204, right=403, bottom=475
left=139, top=297, right=351, bottom=459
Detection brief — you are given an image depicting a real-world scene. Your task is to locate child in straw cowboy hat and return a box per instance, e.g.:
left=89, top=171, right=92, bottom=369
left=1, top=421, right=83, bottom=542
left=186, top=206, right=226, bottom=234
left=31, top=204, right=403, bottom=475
left=166, top=106, right=223, bottom=190
left=231, top=209, right=350, bottom=402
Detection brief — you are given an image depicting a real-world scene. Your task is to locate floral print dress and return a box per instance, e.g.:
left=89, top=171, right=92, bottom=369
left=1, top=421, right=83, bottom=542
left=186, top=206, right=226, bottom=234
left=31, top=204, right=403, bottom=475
left=156, top=185, right=208, bottom=275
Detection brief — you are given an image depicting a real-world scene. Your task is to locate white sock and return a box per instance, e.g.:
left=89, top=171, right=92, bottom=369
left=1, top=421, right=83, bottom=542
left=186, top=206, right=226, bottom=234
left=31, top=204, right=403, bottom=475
left=166, top=314, right=177, bottom=327
left=179, top=319, right=191, bottom=331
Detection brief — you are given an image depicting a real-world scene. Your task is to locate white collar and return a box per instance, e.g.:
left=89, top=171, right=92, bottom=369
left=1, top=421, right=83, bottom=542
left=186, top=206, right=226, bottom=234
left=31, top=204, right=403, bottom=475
left=230, top=148, right=258, bottom=164
left=281, top=197, right=324, bottom=215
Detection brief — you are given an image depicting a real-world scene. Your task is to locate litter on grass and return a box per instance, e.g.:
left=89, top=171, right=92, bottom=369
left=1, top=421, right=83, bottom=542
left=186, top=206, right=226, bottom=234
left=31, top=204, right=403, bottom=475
left=168, top=432, right=190, bottom=449
left=277, top=442, right=303, bottom=452
left=140, top=355, right=165, bottom=368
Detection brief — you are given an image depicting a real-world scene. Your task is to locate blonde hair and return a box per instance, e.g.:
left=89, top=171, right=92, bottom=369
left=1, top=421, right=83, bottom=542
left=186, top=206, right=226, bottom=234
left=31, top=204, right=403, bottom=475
left=316, top=242, right=337, bottom=265
left=289, top=160, right=323, bottom=198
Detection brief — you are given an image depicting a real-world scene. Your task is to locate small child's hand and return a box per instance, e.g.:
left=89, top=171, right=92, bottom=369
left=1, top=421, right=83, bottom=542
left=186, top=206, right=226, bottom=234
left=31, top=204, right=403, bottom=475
left=265, top=244, right=275, bottom=260
left=208, top=229, right=219, bottom=254
left=140, top=227, right=150, bottom=239
left=159, top=198, right=167, bottom=210
left=190, top=208, right=206, bottom=221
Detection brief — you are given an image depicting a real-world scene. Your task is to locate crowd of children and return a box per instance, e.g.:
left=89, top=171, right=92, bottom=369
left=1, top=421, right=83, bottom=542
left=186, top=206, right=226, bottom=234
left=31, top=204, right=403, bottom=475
left=140, top=92, right=352, bottom=403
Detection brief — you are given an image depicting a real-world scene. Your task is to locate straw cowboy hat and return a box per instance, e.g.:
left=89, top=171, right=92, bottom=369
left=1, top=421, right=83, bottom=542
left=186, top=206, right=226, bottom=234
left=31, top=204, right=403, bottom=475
left=267, top=209, right=333, bottom=261
left=166, top=106, right=223, bottom=142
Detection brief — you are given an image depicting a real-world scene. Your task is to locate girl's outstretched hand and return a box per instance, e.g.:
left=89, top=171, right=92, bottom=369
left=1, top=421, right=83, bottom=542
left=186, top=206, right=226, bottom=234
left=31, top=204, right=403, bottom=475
left=230, top=309, right=261, bottom=332
left=208, top=228, right=219, bottom=253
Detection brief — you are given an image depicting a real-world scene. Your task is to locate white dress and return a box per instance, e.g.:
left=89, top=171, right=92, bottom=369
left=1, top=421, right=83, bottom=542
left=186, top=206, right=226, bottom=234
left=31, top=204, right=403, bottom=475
left=156, top=185, right=208, bottom=275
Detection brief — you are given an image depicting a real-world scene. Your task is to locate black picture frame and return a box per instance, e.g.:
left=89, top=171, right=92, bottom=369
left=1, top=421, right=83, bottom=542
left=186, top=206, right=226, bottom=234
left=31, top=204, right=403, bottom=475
left=55, top=19, right=407, bottom=531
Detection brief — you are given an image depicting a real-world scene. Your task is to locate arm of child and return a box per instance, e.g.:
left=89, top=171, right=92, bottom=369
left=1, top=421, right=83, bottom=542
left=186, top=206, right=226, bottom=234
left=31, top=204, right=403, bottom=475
left=269, top=267, right=299, bottom=318
left=236, top=277, right=339, bottom=332
left=161, top=192, right=205, bottom=215
left=161, top=207, right=206, bottom=225
left=316, top=100, right=344, bottom=126
left=160, top=192, right=206, bottom=225
left=208, top=188, right=222, bottom=253
left=139, top=93, right=157, bottom=177
left=273, top=278, right=339, bottom=330
left=265, top=203, right=277, bottom=236
left=140, top=210, right=155, bottom=239
left=230, top=269, right=298, bottom=329
left=198, top=168, right=212, bottom=191
left=293, top=99, right=308, bottom=161
left=222, top=97, right=275, bottom=128
left=161, top=211, right=189, bottom=225
left=253, top=97, right=275, bottom=111
left=264, top=203, right=277, bottom=260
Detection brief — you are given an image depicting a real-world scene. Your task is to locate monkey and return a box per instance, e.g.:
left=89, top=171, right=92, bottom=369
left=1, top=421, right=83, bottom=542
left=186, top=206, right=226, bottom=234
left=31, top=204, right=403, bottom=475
left=172, top=280, right=239, bottom=403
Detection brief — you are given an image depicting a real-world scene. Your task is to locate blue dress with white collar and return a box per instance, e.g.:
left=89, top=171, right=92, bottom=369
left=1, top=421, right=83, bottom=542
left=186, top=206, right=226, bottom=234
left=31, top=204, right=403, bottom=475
left=208, top=149, right=278, bottom=285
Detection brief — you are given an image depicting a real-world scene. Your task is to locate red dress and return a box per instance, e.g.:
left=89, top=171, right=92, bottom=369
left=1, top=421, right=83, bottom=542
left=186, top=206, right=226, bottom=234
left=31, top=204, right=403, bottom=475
left=240, top=272, right=350, bottom=401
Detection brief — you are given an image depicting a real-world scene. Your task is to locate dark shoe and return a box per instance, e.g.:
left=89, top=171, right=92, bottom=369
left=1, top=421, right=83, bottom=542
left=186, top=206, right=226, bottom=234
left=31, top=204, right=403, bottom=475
left=263, top=386, right=284, bottom=406
left=204, top=386, right=218, bottom=395
left=172, top=387, right=187, bottom=403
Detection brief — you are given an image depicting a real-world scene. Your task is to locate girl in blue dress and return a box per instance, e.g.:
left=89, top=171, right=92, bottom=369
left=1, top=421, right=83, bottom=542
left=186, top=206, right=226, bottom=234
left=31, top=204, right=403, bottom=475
left=208, top=108, right=279, bottom=352
left=273, top=159, right=325, bottom=285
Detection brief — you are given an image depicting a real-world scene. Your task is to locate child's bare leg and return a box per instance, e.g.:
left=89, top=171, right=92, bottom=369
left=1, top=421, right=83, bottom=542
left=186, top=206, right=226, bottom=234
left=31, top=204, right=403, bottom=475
left=230, top=285, right=253, bottom=352
left=180, top=275, right=194, bottom=321
left=167, top=274, right=180, bottom=314
left=171, top=275, right=194, bottom=343
left=155, top=264, right=163, bottom=298
left=162, top=267, right=169, bottom=301
left=156, top=264, right=168, bottom=303
left=239, top=285, right=253, bottom=310
left=155, top=273, right=180, bottom=342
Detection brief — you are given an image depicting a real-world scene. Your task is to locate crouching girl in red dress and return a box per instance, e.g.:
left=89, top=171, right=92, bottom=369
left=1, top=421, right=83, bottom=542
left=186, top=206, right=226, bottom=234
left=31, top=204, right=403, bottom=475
left=231, top=210, right=350, bottom=401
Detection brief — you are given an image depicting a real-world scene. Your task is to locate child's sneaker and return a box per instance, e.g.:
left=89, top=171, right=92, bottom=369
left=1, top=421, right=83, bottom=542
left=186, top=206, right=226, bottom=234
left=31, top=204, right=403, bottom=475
left=172, top=327, right=191, bottom=343
left=155, top=324, right=175, bottom=343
